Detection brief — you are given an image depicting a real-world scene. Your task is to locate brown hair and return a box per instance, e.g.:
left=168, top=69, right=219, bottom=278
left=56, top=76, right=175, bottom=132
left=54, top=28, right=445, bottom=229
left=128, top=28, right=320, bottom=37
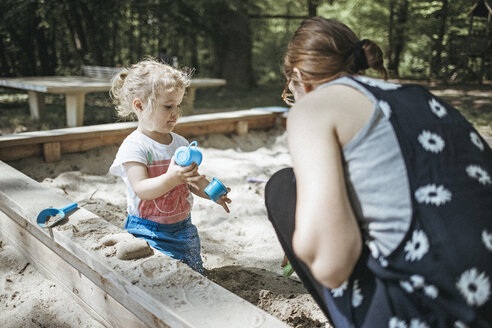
left=110, top=57, right=192, bottom=119
left=283, top=17, right=387, bottom=85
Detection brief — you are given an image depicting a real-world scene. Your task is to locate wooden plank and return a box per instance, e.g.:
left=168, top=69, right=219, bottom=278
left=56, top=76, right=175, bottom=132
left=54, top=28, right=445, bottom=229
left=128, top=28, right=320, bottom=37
left=0, top=122, right=139, bottom=147
left=0, top=143, right=42, bottom=161
left=0, top=110, right=274, bottom=146
left=60, top=134, right=127, bottom=154
left=0, top=161, right=289, bottom=328
left=43, top=141, right=61, bottom=162
left=0, top=210, right=145, bottom=328
left=0, top=110, right=281, bottom=162
left=236, top=121, right=249, bottom=136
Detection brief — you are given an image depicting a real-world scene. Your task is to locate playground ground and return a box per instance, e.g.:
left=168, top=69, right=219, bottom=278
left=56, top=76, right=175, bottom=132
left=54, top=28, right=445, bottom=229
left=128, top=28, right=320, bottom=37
left=0, top=80, right=490, bottom=328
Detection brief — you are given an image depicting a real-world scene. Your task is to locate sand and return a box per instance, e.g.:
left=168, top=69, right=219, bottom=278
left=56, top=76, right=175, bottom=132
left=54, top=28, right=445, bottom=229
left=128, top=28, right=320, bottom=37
left=2, top=126, right=330, bottom=328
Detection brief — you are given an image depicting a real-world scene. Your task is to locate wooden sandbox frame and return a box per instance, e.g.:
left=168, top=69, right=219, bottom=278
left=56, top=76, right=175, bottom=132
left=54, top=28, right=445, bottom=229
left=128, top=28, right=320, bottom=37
left=0, top=109, right=289, bottom=328
left=0, top=109, right=285, bottom=163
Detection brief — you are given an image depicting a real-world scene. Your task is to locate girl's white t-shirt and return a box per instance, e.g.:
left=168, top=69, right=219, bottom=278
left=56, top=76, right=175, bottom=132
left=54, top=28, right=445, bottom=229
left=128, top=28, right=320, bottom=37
left=110, top=130, right=193, bottom=224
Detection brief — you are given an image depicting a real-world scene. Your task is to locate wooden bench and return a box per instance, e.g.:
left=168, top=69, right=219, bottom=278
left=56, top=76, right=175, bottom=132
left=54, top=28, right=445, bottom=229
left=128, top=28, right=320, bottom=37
left=82, top=65, right=122, bottom=78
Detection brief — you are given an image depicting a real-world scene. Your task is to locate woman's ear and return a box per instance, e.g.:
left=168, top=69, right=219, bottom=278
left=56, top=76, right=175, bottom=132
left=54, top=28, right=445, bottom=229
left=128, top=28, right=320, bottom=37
left=293, top=67, right=314, bottom=93
left=293, top=67, right=303, bottom=81
left=133, top=98, right=143, bottom=112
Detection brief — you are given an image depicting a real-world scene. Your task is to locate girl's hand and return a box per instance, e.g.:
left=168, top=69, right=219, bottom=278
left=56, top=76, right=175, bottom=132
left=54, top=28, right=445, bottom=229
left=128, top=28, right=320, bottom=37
left=167, top=158, right=203, bottom=189
left=215, top=187, right=232, bottom=213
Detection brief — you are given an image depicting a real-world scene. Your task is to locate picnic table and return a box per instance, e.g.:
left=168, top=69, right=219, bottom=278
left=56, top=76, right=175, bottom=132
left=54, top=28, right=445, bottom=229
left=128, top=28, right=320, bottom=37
left=0, top=76, right=226, bottom=127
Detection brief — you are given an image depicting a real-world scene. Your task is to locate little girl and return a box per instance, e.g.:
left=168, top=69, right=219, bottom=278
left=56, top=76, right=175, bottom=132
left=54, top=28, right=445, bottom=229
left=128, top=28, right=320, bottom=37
left=109, top=58, right=231, bottom=275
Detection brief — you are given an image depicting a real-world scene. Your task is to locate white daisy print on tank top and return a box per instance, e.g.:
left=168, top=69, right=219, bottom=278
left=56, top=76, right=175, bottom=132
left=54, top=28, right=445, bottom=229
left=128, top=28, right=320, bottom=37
left=400, top=275, right=439, bottom=299
left=400, top=280, right=414, bottom=293
left=352, top=280, right=363, bottom=307
left=355, top=76, right=401, bottom=90
left=470, top=131, right=485, bottom=151
left=410, top=274, right=425, bottom=289
left=482, top=230, right=492, bottom=251
left=330, top=281, right=348, bottom=297
left=466, top=164, right=491, bottom=185
left=404, top=230, right=430, bottom=262
left=389, top=317, right=408, bottom=328
left=454, top=321, right=469, bottom=328
left=409, top=318, right=430, bottom=328
left=428, top=98, right=447, bottom=118
left=456, top=268, right=491, bottom=306
left=379, top=256, right=389, bottom=267
left=424, top=284, right=439, bottom=299
left=415, top=184, right=452, bottom=206
left=418, top=130, right=445, bottom=153
left=389, top=316, right=430, bottom=327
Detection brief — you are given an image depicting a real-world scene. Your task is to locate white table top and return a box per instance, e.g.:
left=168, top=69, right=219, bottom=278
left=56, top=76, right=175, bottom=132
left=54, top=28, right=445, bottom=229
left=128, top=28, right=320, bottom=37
left=0, top=76, right=226, bottom=94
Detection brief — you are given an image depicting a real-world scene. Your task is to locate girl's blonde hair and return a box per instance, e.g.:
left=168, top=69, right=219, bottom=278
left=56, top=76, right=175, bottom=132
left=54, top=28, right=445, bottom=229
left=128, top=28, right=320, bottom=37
left=284, top=17, right=387, bottom=86
left=110, top=57, right=192, bottom=119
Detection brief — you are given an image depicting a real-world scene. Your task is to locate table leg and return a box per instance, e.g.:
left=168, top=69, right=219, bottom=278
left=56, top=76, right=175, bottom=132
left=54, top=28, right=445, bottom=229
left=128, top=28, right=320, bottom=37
left=27, top=91, right=45, bottom=120
left=66, top=93, right=86, bottom=127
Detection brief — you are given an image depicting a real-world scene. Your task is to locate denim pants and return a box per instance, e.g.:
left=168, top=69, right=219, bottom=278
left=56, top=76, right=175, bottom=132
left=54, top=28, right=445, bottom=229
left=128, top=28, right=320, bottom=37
left=124, top=214, right=205, bottom=275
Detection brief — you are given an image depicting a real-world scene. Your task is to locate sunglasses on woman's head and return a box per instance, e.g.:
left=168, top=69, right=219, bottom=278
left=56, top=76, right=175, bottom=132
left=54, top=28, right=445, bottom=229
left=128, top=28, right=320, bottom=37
left=282, top=79, right=295, bottom=106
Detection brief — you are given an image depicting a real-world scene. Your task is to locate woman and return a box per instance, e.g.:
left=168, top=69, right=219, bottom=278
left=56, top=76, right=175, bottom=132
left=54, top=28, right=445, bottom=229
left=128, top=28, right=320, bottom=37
left=265, top=17, right=491, bottom=328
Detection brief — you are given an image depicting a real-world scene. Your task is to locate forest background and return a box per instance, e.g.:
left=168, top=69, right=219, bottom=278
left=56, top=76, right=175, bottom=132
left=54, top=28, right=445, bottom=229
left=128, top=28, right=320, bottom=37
left=1, top=0, right=491, bottom=88
left=0, top=0, right=490, bottom=135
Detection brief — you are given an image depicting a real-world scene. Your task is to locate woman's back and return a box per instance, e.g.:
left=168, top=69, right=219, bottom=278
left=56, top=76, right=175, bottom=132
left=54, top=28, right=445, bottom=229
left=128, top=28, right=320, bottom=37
left=328, top=75, right=492, bottom=327
left=323, top=76, right=412, bottom=259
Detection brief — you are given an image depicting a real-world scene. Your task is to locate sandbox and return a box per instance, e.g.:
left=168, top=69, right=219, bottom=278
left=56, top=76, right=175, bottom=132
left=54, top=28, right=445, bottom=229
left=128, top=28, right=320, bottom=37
left=0, top=110, right=329, bottom=327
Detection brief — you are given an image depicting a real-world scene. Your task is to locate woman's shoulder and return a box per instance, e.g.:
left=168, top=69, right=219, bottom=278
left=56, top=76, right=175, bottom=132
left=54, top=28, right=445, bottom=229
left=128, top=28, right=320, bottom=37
left=290, top=77, right=377, bottom=146
left=306, top=79, right=375, bottom=116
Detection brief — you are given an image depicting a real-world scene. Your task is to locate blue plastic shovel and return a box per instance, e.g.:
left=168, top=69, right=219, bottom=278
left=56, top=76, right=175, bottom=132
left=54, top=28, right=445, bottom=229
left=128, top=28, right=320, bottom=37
left=36, top=202, right=78, bottom=228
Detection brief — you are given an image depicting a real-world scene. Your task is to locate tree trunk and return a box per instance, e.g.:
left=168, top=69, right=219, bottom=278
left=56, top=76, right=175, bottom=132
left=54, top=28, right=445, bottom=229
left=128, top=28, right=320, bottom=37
left=11, top=28, right=36, bottom=75
left=190, top=34, right=199, bottom=70
left=64, top=1, right=88, bottom=62
left=209, top=2, right=255, bottom=88
left=34, top=3, right=56, bottom=77
left=112, top=20, right=118, bottom=66
left=78, top=2, right=104, bottom=65
left=387, top=0, right=408, bottom=78
left=0, top=32, right=11, bottom=76
left=429, top=0, right=449, bottom=80
left=307, top=0, right=318, bottom=17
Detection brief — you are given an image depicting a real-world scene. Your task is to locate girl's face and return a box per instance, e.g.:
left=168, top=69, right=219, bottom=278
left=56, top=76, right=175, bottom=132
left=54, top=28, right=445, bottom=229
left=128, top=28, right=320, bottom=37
left=138, top=88, right=185, bottom=137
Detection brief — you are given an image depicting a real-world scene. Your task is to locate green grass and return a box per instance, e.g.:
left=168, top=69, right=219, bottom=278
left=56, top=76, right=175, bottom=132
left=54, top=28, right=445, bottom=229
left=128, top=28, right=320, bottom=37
left=193, top=83, right=286, bottom=110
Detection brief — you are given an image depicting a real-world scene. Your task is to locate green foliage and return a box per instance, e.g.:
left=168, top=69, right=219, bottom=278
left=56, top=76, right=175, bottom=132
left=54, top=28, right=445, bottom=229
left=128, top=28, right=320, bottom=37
left=0, top=0, right=488, bottom=82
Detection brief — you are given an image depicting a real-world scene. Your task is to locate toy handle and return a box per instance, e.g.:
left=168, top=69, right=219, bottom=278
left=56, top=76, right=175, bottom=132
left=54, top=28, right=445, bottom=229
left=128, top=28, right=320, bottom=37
left=189, top=141, right=198, bottom=149
left=61, top=202, right=78, bottom=214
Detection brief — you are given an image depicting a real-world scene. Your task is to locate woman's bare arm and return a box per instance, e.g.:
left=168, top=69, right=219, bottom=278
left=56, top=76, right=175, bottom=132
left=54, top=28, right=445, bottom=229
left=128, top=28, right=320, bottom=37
left=287, top=86, right=364, bottom=289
